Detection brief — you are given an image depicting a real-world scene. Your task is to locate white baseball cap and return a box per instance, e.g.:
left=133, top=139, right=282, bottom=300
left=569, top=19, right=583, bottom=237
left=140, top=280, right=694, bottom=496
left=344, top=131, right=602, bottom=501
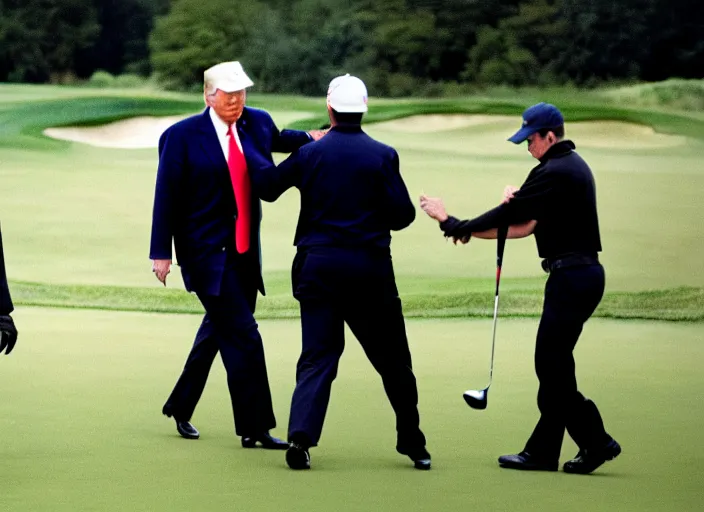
left=327, top=74, right=368, bottom=113
left=204, top=61, right=254, bottom=93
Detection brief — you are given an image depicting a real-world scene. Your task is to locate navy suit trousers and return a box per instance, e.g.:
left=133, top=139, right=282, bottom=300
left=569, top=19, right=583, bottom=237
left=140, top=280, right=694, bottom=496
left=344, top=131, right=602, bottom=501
left=523, top=263, right=612, bottom=460
left=163, top=251, right=276, bottom=436
left=287, top=247, right=426, bottom=451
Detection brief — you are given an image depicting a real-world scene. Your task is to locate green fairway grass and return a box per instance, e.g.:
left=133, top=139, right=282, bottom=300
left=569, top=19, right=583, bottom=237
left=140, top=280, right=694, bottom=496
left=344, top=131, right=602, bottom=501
left=0, top=84, right=703, bottom=319
left=1, top=308, right=702, bottom=512
left=1, top=84, right=703, bottom=511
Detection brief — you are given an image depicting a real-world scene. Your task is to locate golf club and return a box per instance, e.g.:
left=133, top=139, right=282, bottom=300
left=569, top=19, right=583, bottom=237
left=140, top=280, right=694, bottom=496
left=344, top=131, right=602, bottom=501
left=463, top=223, right=508, bottom=410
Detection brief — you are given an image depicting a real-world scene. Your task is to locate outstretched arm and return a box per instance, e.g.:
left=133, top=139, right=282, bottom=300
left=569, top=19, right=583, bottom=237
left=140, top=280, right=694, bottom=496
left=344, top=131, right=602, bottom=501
left=269, top=115, right=325, bottom=153
left=419, top=193, right=537, bottom=244
left=420, top=169, right=556, bottom=240
left=472, top=220, right=537, bottom=239
left=248, top=150, right=302, bottom=202
left=442, top=220, right=537, bottom=245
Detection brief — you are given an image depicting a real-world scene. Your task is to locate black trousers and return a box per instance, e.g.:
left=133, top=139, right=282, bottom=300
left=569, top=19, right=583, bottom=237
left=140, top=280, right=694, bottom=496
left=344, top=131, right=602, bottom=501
left=163, top=253, right=276, bottom=436
left=523, top=263, right=613, bottom=461
left=287, top=247, right=426, bottom=451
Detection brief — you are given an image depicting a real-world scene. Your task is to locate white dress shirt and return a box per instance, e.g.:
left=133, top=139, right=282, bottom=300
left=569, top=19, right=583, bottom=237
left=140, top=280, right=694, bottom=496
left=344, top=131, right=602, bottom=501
left=209, top=107, right=243, bottom=162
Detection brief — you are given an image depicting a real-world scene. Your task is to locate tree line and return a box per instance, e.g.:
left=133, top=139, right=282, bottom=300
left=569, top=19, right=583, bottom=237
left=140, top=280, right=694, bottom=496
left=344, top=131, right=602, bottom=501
left=1, top=0, right=702, bottom=96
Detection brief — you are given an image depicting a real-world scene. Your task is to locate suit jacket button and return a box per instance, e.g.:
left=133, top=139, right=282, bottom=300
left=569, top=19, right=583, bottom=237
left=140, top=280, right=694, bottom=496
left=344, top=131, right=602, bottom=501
left=222, top=247, right=226, bottom=251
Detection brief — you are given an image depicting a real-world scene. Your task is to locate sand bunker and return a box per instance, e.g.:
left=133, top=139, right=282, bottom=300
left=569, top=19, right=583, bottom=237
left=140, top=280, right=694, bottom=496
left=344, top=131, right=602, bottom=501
left=565, top=121, right=687, bottom=149
left=43, top=115, right=194, bottom=149
left=43, top=113, right=687, bottom=150
left=371, top=114, right=686, bottom=149
left=42, top=110, right=316, bottom=149
left=372, top=114, right=516, bottom=132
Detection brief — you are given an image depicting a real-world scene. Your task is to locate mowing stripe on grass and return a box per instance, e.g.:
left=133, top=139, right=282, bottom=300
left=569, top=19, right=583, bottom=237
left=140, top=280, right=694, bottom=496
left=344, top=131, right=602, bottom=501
left=9, top=280, right=704, bottom=321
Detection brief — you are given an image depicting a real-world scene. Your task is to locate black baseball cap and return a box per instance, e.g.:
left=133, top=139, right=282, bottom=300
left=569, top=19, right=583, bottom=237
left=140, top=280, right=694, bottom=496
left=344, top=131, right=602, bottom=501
left=508, top=102, right=564, bottom=144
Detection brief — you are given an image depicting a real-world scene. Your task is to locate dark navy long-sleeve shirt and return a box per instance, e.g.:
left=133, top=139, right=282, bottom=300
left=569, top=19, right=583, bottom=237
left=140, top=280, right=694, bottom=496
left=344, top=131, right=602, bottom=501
left=440, top=140, right=602, bottom=259
left=250, top=123, right=416, bottom=249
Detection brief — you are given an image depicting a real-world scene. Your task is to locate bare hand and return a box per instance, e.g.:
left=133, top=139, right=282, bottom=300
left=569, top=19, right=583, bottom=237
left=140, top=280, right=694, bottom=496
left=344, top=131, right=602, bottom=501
left=452, top=235, right=471, bottom=245
left=152, top=259, right=172, bottom=286
left=308, top=129, right=328, bottom=141
left=419, top=194, right=449, bottom=222
left=503, top=185, right=519, bottom=204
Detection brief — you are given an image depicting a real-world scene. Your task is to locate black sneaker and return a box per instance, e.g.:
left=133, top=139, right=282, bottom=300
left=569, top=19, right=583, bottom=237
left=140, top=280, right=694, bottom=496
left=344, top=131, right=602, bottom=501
left=563, top=439, right=621, bottom=474
left=285, top=442, right=311, bottom=470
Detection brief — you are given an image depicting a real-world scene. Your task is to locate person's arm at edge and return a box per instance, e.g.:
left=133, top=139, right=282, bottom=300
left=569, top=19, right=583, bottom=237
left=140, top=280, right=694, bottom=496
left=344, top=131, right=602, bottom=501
left=0, top=224, right=14, bottom=316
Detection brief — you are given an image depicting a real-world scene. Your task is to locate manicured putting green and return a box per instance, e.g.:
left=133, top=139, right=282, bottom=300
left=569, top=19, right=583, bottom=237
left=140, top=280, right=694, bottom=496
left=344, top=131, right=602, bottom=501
left=1, top=308, right=701, bottom=511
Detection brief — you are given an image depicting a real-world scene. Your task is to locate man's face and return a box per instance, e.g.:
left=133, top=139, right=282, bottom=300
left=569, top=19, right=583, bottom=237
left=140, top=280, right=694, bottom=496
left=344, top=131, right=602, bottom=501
left=208, top=89, right=246, bottom=124
left=526, top=131, right=554, bottom=159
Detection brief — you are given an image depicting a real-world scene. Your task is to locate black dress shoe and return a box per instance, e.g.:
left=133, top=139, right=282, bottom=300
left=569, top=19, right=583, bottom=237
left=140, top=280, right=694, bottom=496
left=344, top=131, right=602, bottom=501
left=398, top=446, right=432, bottom=470
left=175, top=421, right=200, bottom=440
left=498, top=451, right=558, bottom=471
left=563, top=439, right=621, bottom=474
left=241, top=432, right=289, bottom=450
left=285, top=443, right=311, bottom=470
left=162, top=404, right=199, bottom=439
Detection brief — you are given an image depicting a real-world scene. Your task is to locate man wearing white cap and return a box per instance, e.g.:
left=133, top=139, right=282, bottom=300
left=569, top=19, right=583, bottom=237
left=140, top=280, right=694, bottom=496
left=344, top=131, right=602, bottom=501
left=248, top=74, right=431, bottom=471
left=149, top=61, right=323, bottom=447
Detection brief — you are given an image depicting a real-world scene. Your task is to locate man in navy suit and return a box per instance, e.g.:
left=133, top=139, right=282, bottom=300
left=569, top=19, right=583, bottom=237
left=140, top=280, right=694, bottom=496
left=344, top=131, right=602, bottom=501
left=249, top=74, right=431, bottom=470
left=149, top=61, right=324, bottom=447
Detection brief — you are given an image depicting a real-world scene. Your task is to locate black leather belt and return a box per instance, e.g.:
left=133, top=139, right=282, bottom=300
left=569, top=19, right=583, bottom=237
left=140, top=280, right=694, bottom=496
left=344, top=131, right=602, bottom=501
left=541, top=253, right=599, bottom=273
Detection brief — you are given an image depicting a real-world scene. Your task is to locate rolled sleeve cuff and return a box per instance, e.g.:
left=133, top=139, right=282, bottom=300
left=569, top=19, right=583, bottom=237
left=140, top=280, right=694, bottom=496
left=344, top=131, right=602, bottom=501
left=439, top=216, right=462, bottom=236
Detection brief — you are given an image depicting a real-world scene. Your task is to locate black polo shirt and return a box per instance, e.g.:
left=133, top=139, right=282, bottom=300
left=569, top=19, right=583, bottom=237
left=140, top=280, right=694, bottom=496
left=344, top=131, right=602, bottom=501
left=439, top=140, right=601, bottom=259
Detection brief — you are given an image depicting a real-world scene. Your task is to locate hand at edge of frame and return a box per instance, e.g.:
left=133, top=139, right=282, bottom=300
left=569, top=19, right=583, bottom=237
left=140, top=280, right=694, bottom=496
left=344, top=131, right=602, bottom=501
left=0, top=315, right=18, bottom=355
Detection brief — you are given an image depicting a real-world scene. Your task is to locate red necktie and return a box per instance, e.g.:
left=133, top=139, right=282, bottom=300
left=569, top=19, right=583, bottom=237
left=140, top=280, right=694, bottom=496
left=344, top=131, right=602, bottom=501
left=227, top=125, right=250, bottom=253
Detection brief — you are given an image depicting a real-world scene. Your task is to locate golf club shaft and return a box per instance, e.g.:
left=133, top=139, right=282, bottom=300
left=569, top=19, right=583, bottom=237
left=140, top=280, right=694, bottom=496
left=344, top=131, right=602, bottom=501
left=487, top=277, right=500, bottom=387
left=486, top=225, right=508, bottom=388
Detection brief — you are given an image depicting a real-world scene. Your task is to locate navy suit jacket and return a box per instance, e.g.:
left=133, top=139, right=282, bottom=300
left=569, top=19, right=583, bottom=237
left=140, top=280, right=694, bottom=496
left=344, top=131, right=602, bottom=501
left=149, top=106, right=312, bottom=296
left=248, top=124, right=416, bottom=250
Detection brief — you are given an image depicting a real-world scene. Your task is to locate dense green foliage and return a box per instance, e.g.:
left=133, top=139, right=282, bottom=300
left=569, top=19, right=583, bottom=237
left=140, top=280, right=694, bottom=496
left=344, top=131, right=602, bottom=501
left=1, top=0, right=703, bottom=95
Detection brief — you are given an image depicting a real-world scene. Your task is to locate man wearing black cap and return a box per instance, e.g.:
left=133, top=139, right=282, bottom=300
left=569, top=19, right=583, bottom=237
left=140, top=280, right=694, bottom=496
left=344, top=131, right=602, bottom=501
left=249, top=74, right=431, bottom=471
left=420, top=102, right=621, bottom=475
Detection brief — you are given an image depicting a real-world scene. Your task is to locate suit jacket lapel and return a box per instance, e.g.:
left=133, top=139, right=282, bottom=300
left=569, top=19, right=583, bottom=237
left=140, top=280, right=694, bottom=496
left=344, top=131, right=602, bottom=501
left=236, top=108, right=255, bottom=161
left=196, top=108, right=228, bottom=171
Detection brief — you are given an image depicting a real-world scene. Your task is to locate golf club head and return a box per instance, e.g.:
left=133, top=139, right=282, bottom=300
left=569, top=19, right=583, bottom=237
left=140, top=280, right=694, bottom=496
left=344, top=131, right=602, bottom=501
left=463, top=388, right=488, bottom=410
